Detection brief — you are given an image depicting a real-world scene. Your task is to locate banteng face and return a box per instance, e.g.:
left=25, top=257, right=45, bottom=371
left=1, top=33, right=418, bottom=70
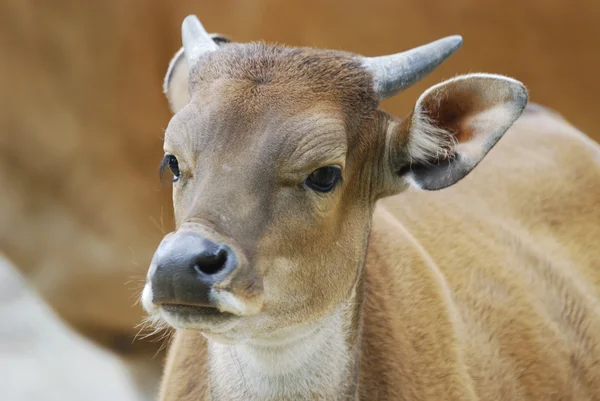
left=142, top=16, right=527, bottom=343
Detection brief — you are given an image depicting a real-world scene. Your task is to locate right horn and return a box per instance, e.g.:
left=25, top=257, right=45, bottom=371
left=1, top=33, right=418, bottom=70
left=362, top=35, right=463, bottom=100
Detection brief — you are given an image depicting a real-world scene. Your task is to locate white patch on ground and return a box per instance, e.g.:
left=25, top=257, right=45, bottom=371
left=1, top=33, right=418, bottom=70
left=0, top=254, right=150, bottom=401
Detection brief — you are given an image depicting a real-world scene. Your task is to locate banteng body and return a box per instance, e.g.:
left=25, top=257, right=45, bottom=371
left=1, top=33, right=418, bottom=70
left=142, top=15, right=600, bottom=400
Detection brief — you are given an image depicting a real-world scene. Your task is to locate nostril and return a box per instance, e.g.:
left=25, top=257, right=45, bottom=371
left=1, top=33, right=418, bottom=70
left=193, top=247, right=229, bottom=276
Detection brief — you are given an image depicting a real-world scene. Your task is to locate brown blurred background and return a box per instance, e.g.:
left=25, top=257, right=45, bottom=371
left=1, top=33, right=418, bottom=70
left=1, top=0, right=598, bottom=399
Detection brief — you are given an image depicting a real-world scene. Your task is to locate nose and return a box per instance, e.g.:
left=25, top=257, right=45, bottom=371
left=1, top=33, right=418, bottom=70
left=149, top=231, right=238, bottom=307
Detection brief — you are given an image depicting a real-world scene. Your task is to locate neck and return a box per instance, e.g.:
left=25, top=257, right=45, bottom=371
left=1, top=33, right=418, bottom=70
left=207, top=296, right=362, bottom=401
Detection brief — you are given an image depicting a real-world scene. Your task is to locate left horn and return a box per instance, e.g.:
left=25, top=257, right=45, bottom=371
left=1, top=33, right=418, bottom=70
left=362, top=35, right=463, bottom=100
left=181, top=15, right=219, bottom=67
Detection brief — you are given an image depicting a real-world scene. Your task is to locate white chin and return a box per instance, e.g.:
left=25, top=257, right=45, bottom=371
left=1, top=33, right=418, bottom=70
left=155, top=309, right=190, bottom=329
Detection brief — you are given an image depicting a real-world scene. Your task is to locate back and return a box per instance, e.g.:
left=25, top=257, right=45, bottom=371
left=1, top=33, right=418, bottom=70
left=363, top=106, right=600, bottom=399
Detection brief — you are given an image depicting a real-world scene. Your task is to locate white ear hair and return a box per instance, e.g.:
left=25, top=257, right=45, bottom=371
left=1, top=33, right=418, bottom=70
left=407, top=108, right=457, bottom=165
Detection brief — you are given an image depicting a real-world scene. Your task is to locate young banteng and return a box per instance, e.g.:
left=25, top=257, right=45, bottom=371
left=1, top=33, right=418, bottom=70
left=142, top=15, right=600, bottom=401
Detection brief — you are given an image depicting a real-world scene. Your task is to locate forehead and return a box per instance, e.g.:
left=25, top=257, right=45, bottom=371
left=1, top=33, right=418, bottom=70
left=165, top=42, right=377, bottom=153
left=190, top=42, right=374, bottom=103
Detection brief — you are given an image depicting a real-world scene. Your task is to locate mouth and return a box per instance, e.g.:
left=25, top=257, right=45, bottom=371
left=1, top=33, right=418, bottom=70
left=141, top=283, right=254, bottom=333
left=156, top=303, right=240, bottom=332
left=161, top=304, right=233, bottom=318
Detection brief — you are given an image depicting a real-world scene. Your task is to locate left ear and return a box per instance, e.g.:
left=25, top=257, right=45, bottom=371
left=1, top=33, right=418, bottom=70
left=163, top=34, right=231, bottom=114
left=390, top=73, right=528, bottom=191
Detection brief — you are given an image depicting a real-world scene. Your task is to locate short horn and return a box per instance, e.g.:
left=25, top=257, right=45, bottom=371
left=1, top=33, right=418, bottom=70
left=363, top=35, right=463, bottom=100
left=182, top=15, right=218, bottom=67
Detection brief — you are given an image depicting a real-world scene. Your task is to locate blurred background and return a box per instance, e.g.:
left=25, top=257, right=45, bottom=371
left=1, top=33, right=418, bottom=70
left=1, top=0, right=598, bottom=400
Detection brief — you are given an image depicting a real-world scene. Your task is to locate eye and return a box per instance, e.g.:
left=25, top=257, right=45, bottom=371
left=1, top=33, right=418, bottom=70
left=159, top=154, right=180, bottom=183
left=305, top=165, right=342, bottom=193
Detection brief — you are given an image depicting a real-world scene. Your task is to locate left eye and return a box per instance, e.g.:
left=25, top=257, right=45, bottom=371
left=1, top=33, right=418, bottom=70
left=160, top=154, right=180, bottom=183
left=305, top=165, right=342, bottom=193
left=167, top=155, right=180, bottom=178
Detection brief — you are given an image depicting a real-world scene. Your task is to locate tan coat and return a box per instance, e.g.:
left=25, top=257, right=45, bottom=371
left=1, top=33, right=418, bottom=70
left=158, top=106, right=600, bottom=400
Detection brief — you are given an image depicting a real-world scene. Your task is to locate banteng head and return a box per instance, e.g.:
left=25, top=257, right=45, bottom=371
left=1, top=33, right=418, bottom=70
left=142, top=15, right=527, bottom=343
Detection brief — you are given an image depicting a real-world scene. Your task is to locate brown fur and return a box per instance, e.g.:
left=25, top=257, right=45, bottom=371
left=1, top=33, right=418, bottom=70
left=146, top=38, right=600, bottom=400
left=158, top=107, right=600, bottom=401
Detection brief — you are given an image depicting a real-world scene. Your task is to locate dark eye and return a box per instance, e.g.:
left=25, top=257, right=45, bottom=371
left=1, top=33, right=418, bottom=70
left=160, top=154, right=180, bottom=183
left=305, top=165, right=342, bottom=193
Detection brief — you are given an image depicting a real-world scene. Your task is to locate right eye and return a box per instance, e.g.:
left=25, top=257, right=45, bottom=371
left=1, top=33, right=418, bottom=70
left=304, top=165, right=342, bottom=193
left=160, top=154, right=180, bottom=183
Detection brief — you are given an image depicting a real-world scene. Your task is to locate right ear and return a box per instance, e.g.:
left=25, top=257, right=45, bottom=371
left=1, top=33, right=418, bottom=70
left=163, top=34, right=231, bottom=114
left=383, top=73, right=528, bottom=193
